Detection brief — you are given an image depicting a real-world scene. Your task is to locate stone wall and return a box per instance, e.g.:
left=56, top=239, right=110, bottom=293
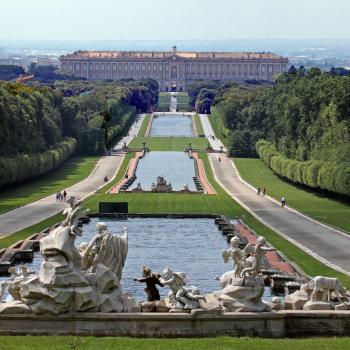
left=0, top=311, right=349, bottom=337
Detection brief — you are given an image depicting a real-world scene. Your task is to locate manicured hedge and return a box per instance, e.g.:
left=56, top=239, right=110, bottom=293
left=0, top=138, right=76, bottom=186
left=256, top=140, right=350, bottom=196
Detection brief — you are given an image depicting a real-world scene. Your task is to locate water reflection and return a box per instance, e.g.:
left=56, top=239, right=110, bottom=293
left=150, top=114, right=193, bottom=137
left=1, top=218, right=279, bottom=302
left=133, top=152, right=196, bottom=191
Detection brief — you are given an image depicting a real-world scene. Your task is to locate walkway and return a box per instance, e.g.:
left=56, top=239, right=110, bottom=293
left=113, top=114, right=146, bottom=151
left=199, top=114, right=227, bottom=152
left=208, top=153, right=350, bottom=275
left=0, top=115, right=145, bottom=236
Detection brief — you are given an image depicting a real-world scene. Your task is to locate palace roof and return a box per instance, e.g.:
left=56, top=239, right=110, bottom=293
left=62, top=50, right=287, bottom=61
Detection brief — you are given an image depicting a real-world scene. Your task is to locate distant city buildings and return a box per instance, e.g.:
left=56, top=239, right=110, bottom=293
left=60, top=46, right=289, bottom=91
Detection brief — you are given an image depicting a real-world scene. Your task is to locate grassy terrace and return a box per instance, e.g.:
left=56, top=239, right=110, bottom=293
left=157, top=92, right=170, bottom=111
left=128, top=137, right=208, bottom=151
left=194, top=114, right=205, bottom=137
left=0, top=336, right=349, bottom=350
left=176, top=92, right=190, bottom=111
left=0, top=156, right=98, bottom=215
left=137, top=114, right=151, bottom=137
left=234, top=158, right=350, bottom=233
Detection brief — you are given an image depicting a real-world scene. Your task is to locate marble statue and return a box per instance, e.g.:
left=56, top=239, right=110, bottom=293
left=285, top=276, right=350, bottom=310
left=160, top=268, right=205, bottom=310
left=222, top=236, right=244, bottom=279
left=240, top=236, right=274, bottom=278
left=0, top=198, right=137, bottom=315
left=132, top=182, right=143, bottom=192
left=151, top=176, right=172, bottom=193
left=209, top=236, right=272, bottom=312
left=134, top=266, right=164, bottom=301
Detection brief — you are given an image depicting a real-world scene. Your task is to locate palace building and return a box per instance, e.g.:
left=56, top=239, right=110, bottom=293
left=60, top=46, right=289, bottom=91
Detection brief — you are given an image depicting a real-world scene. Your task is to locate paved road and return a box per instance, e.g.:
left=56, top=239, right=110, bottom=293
left=0, top=116, right=145, bottom=236
left=113, top=114, right=146, bottom=150
left=199, top=114, right=227, bottom=152
left=208, top=153, right=350, bottom=275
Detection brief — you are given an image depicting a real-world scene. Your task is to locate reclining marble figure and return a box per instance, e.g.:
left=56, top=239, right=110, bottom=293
left=0, top=197, right=135, bottom=315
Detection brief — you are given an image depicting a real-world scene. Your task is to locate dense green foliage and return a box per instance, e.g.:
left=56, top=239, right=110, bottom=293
left=256, top=140, right=350, bottom=197
left=207, top=70, right=350, bottom=197
left=28, top=63, right=72, bottom=81
left=214, top=70, right=350, bottom=160
left=0, top=79, right=158, bottom=186
left=0, top=65, right=25, bottom=80
left=0, top=138, right=76, bottom=186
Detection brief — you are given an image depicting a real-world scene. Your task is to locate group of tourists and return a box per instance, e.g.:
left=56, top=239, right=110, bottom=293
left=56, top=190, right=67, bottom=201
left=256, top=187, right=266, bottom=196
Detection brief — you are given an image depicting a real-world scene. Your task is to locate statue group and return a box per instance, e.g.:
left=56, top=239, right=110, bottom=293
left=0, top=198, right=348, bottom=315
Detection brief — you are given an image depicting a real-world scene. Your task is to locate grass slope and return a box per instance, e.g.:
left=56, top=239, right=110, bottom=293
left=137, top=115, right=151, bottom=137
left=157, top=92, right=170, bottom=111
left=128, top=137, right=208, bottom=151
left=195, top=114, right=205, bottom=137
left=234, top=158, right=350, bottom=233
left=209, top=107, right=229, bottom=148
left=0, top=156, right=98, bottom=215
left=176, top=92, right=190, bottom=111
left=0, top=336, right=349, bottom=350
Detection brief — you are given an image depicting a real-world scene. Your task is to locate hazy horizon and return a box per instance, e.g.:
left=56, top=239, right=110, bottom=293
left=0, top=0, right=349, bottom=41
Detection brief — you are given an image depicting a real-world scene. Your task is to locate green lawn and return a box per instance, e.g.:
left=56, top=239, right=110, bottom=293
left=195, top=114, right=205, bottom=137
left=209, top=107, right=229, bottom=148
left=0, top=156, right=98, bottom=215
left=234, top=158, right=350, bottom=233
left=157, top=92, right=170, bottom=111
left=176, top=92, right=190, bottom=111
left=137, top=114, right=151, bottom=137
left=128, top=137, right=208, bottom=151
left=0, top=336, right=349, bottom=350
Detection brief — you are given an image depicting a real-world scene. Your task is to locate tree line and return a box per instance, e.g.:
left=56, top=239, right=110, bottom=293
left=0, top=78, right=159, bottom=186
left=191, top=68, right=350, bottom=197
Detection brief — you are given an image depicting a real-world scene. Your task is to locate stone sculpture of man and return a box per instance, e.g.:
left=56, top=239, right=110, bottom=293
left=81, top=222, right=128, bottom=281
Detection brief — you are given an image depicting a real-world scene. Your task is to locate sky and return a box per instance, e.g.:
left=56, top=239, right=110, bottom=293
left=0, top=0, right=349, bottom=41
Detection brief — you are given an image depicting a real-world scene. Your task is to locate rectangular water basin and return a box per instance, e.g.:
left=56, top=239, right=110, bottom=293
left=149, top=114, right=193, bottom=137
left=132, top=151, right=196, bottom=191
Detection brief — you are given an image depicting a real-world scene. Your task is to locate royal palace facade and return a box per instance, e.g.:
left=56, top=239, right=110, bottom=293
left=60, top=46, right=289, bottom=91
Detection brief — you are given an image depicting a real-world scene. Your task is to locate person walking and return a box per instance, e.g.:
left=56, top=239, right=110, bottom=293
left=262, top=188, right=266, bottom=196
left=257, top=187, right=261, bottom=195
left=281, top=197, right=286, bottom=207
left=63, top=190, right=67, bottom=201
left=218, top=157, right=221, bottom=163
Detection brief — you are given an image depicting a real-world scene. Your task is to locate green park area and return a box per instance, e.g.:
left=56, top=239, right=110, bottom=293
left=194, top=114, right=205, bottom=136
left=0, top=156, right=98, bottom=215
left=234, top=158, right=350, bottom=233
left=157, top=92, right=171, bottom=111
left=0, top=336, right=349, bottom=350
left=176, top=92, right=190, bottom=111
left=137, top=114, right=151, bottom=137
left=128, top=136, right=208, bottom=151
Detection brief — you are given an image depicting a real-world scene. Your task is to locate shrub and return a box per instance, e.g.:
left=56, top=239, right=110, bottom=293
left=0, top=138, right=76, bottom=186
